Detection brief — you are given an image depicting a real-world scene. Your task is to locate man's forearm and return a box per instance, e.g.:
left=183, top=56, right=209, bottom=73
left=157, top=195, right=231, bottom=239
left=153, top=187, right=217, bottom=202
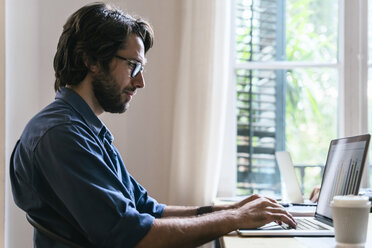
left=136, top=209, right=238, bottom=248
left=162, top=204, right=235, bottom=218
left=136, top=195, right=297, bottom=248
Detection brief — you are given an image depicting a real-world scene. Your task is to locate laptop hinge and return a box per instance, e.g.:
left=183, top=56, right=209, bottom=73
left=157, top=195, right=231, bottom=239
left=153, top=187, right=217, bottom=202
left=315, top=214, right=333, bottom=227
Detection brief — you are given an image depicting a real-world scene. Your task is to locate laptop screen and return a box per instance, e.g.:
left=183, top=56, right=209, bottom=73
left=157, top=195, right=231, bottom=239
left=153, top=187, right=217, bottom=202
left=316, top=134, right=370, bottom=220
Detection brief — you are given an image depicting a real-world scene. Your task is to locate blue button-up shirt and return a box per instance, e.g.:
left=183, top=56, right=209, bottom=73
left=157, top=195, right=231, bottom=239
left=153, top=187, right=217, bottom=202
left=10, top=87, right=165, bottom=248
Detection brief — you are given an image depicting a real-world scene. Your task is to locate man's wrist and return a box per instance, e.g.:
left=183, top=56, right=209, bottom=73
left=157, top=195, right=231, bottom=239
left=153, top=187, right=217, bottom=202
left=196, top=206, right=213, bottom=215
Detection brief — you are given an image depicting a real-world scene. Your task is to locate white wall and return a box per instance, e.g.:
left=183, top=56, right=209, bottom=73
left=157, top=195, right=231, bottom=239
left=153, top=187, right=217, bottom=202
left=5, top=0, right=182, bottom=247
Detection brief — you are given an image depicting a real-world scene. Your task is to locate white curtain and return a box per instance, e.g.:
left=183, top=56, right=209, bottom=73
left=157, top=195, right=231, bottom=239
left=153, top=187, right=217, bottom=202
left=169, top=0, right=231, bottom=206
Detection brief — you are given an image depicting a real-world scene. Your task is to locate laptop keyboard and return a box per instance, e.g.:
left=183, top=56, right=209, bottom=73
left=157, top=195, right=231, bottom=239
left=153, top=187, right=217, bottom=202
left=283, top=218, right=328, bottom=230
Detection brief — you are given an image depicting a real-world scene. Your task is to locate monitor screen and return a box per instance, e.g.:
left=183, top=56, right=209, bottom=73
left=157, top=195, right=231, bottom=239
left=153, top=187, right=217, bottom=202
left=317, top=138, right=368, bottom=219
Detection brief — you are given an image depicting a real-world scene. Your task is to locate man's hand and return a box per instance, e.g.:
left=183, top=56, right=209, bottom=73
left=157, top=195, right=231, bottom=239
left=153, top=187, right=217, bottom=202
left=309, top=186, right=321, bottom=202
left=234, top=194, right=297, bottom=229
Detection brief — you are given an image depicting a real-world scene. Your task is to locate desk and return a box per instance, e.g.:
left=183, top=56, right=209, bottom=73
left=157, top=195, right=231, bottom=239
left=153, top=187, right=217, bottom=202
left=219, top=213, right=372, bottom=248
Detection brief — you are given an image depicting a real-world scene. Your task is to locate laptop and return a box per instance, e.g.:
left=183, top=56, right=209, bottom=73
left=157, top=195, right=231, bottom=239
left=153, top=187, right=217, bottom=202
left=238, top=134, right=371, bottom=237
left=276, top=151, right=306, bottom=204
left=276, top=151, right=317, bottom=216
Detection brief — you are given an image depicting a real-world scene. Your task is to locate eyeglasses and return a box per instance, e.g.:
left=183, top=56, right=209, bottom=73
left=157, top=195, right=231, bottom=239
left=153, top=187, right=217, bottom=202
left=115, top=55, right=144, bottom=78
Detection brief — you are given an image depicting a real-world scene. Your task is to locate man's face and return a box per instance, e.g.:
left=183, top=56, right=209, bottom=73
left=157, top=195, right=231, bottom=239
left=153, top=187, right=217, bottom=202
left=92, top=34, right=146, bottom=113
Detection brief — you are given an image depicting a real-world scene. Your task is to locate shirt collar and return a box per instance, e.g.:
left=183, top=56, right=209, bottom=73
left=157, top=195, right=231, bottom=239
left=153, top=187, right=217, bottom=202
left=55, top=87, right=112, bottom=141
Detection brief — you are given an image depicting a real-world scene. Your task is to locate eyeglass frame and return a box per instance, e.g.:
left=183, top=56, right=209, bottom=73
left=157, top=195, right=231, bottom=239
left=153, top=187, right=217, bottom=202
left=114, top=55, right=144, bottom=78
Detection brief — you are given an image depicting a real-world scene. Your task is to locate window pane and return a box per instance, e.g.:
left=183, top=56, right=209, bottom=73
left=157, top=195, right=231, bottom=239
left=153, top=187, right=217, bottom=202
left=236, top=68, right=337, bottom=196
left=286, top=0, right=338, bottom=62
left=236, top=0, right=338, bottom=63
left=236, top=0, right=280, bottom=63
left=286, top=68, right=338, bottom=195
left=236, top=69, right=283, bottom=196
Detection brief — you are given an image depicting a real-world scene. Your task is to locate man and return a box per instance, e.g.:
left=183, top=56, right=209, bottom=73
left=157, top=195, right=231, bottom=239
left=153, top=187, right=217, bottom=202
left=10, top=2, right=296, bottom=247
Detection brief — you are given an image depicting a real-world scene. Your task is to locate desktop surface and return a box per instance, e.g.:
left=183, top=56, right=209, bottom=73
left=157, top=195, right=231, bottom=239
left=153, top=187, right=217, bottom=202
left=219, top=213, right=372, bottom=248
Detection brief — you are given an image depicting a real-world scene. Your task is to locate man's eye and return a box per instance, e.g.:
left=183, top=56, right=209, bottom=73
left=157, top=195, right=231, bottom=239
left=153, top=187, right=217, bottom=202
left=128, top=62, right=136, bottom=69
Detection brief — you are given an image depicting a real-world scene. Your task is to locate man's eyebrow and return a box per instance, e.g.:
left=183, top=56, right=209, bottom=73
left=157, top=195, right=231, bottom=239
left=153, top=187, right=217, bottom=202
left=130, top=57, right=147, bottom=65
left=139, top=57, right=147, bottom=65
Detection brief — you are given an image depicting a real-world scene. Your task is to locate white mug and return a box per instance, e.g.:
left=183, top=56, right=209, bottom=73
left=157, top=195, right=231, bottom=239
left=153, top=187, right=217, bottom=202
left=331, top=195, right=370, bottom=246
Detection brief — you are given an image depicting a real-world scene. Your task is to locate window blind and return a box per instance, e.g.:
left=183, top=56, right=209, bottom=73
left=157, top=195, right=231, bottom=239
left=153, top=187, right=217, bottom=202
left=235, top=0, right=285, bottom=195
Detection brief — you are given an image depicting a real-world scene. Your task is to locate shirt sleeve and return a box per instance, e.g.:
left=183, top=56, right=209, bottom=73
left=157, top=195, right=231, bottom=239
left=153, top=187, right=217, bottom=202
left=113, top=147, right=165, bottom=218
left=33, top=123, right=158, bottom=248
left=130, top=175, right=165, bottom=218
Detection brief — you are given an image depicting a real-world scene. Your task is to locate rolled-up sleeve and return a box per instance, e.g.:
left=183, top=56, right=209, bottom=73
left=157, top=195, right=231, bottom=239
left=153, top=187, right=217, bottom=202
left=33, top=123, right=163, bottom=247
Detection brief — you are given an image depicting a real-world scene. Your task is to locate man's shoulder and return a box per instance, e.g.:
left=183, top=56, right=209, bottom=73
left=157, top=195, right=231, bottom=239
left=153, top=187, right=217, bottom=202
left=20, top=99, right=88, bottom=150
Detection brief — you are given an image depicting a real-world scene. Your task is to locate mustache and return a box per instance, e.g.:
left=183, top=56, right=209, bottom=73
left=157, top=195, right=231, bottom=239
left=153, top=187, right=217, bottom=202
left=123, top=86, right=137, bottom=93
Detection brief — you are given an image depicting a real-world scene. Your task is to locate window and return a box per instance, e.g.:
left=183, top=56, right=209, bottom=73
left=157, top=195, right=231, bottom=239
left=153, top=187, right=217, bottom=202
left=234, top=0, right=369, bottom=197
left=235, top=0, right=286, bottom=196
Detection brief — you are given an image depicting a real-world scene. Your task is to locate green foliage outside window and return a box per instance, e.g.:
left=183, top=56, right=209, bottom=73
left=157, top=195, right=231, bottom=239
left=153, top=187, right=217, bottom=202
left=285, top=0, right=338, bottom=196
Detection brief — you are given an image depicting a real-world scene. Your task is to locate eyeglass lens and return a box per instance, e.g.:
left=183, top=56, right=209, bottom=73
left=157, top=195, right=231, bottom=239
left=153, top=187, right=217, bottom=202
left=132, top=62, right=142, bottom=78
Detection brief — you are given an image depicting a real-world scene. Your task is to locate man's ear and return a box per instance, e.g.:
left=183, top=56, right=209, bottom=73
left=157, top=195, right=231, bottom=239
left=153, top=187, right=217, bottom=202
left=83, top=53, right=99, bottom=73
left=89, top=64, right=99, bottom=73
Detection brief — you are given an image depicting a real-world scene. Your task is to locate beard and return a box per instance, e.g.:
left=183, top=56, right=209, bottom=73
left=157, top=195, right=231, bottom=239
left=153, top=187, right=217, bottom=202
left=91, top=71, right=131, bottom=114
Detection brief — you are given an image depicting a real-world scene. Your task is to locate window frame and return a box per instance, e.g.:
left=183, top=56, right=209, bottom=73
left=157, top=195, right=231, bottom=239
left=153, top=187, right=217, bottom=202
left=221, top=0, right=370, bottom=197
left=338, top=0, right=369, bottom=187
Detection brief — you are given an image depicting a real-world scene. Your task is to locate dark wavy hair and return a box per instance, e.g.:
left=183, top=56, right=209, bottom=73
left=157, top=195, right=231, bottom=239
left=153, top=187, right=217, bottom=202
left=53, top=2, right=154, bottom=91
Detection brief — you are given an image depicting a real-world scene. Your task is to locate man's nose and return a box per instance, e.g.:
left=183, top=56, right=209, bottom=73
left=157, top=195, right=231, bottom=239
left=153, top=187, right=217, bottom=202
left=132, top=71, right=145, bottom=89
